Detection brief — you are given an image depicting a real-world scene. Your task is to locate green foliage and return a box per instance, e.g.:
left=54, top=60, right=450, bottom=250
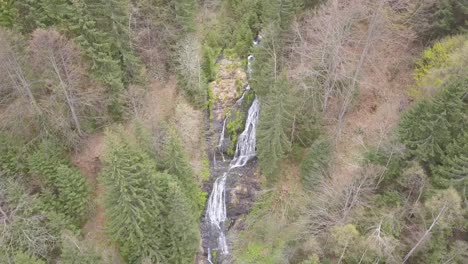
left=28, top=140, right=90, bottom=227
left=0, top=0, right=16, bottom=27
left=59, top=233, right=102, bottom=264
left=202, top=45, right=215, bottom=82
left=431, top=0, right=468, bottom=39
left=413, top=0, right=468, bottom=41
left=174, top=0, right=197, bottom=33
left=101, top=129, right=200, bottom=263
left=257, top=75, right=293, bottom=179
left=0, top=177, right=63, bottom=260
left=399, top=76, right=467, bottom=167
left=364, top=145, right=407, bottom=187
left=0, top=134, right=29, bottom=176
left=160, top=126, right=205, bottom=216
left=161, top=175, right=200, bottom=263
left=300, top=139, right=330, bottom=191
left=432, top=131, right=467, bottom=186
left=226, top=110, right=246, bottom=156
left=414, top=36, right=466, bottom=86
left=374, top=191, right=403, bottom=208
left=12, top=252, right=46, bottom=264
left=328, top=224, right=379, bottom=263
left=101, top=130, right=165, bottom=263
left=14, top=0, right=143, bottom=120
left=300, top=255, right=320, bottom=264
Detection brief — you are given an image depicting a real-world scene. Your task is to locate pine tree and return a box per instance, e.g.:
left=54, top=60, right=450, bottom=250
left=101, top=130, right=166, bottom=263
left=0, top=0, right=16, bottom=27
left=28, top=140, right=90, bottom=226
left=13, top=0, right=50, bottom=33
left=161, top=126, right=204, bottom=215
left=202, top=46, right=215, bottom=82
left=174, top=0, right=197, bottom=33
left=399, top=77, right=467, bottom=165
left=301, top=139, right=331, bottom=191
left=257, top=75, right=293, bottom=179
left=160, top=174, right=200, bottom=263
left=433, top=131, right=468, bottom=184
left=84, top=0, right=142, bottom=85
left=251, top=35, right=277, bottom=97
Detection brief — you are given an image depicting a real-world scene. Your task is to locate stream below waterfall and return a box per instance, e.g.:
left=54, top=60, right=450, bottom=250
left=201, top=37, right=260, bottom=264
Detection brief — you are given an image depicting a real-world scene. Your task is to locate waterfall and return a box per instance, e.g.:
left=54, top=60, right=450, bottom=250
left=204, top=41, right=260, bottom=261
left=230, top=97, right=260, bottom=168
left=247, top=55, right=254, bottom=78
left=206, top=173, right=227, bottom=229
left=218, top=118, right=227, bottom=150
left=205, top=97, right=260, bottom=258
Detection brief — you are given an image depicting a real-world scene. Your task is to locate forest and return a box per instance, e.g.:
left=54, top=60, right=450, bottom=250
left=0, top=0, right=467, bottom=263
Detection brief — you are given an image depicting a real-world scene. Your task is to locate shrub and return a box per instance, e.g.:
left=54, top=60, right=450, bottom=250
left=300, top=139, right=331, bottom=191
left=28, top=140, right=90, bottom=226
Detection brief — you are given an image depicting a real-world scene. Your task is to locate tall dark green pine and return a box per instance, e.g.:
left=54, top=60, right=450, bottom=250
left=301, top=139, right=331, bottom=191
left=160, top=174, right=200, bottom=264
left=399, top=77, right=467, bottom=165
left=174, top=0, right=197, bottom=33
left=262, top=0, right=295, bottom=32
left=433, top=131, right=468, bottom=185
left=101, top=133, right=166, bottom=263
left=257, top=75, right=293, bottom=179
left=433, top=0, right=468, bottom=37
left=13, top=0, right=50, bottom=33
left=251, top=40, right=276, bottom=97
left=161, top=127, right=203, bottom=215
left=0, top=0, right=16, bottom=27
left=84, top=0, right=142, bottom=85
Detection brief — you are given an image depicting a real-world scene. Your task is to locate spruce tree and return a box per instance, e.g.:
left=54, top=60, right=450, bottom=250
left=101, top=131, right=166, bottom=263
left=301, top=139, right=331, bottom=191
left=399, top=77, right=467, bottom=165
left=257, top=75, right=293, bottom=179
left=433, top=131, right=468, bottom=184
left=161, top=127, right=204, bottom=215
left=174, top=0, right=197, bottom=33
left=0, top=0, right=16, bottom=27
left=160, top=174, right=200, bottom=263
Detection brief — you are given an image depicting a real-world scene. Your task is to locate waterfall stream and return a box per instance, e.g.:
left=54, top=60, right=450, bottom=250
left=205, top=97, right=259, bottom=261
left=203, top=36, right=261, bottom=263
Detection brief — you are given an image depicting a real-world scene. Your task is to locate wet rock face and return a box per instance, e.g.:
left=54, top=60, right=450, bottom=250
left=225, top=160, right=261, bottom=231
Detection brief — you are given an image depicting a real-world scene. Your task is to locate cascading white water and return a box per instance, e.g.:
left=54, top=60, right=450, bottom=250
left=247, top=55, right=254, bottom=78
left=230, top=97, right=260, bottom=168
left=205, top=96, right=260, bottom=258
left=218, top=118, right=227, bottom=150
left=206, top=173, right=227, bottom=229
left=204, top=38, right=261, bottom=261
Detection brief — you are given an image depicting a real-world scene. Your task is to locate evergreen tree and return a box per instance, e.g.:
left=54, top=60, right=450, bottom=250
left=84, top=0, right=142, bottom=85
left=161, top=126, right=204, bottom=215
left=174, top=0, right=197, bottom=33
left=301, top=139, right=331, bottom=191
left=0, top=134, right=28, bottom=177
left=398, top=77, right=467, bottom=165
left=433, top=131, right=468, bottom=185
left=202, top=46, right=215, bottom=82
left=101, top=131, right=166, bottom=263
left=257, top=75, right=293, bottom=179
left=433, top=0, right=468, bottom=37
left=160, top=174, right=200, bottom=263
left=0, top=0, right=16, bottom=27
left=28, top=140, right=90, bottom=226
left=13, top=0, right=50, bottom=33
left=251, top=35, right=277, bottom=97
